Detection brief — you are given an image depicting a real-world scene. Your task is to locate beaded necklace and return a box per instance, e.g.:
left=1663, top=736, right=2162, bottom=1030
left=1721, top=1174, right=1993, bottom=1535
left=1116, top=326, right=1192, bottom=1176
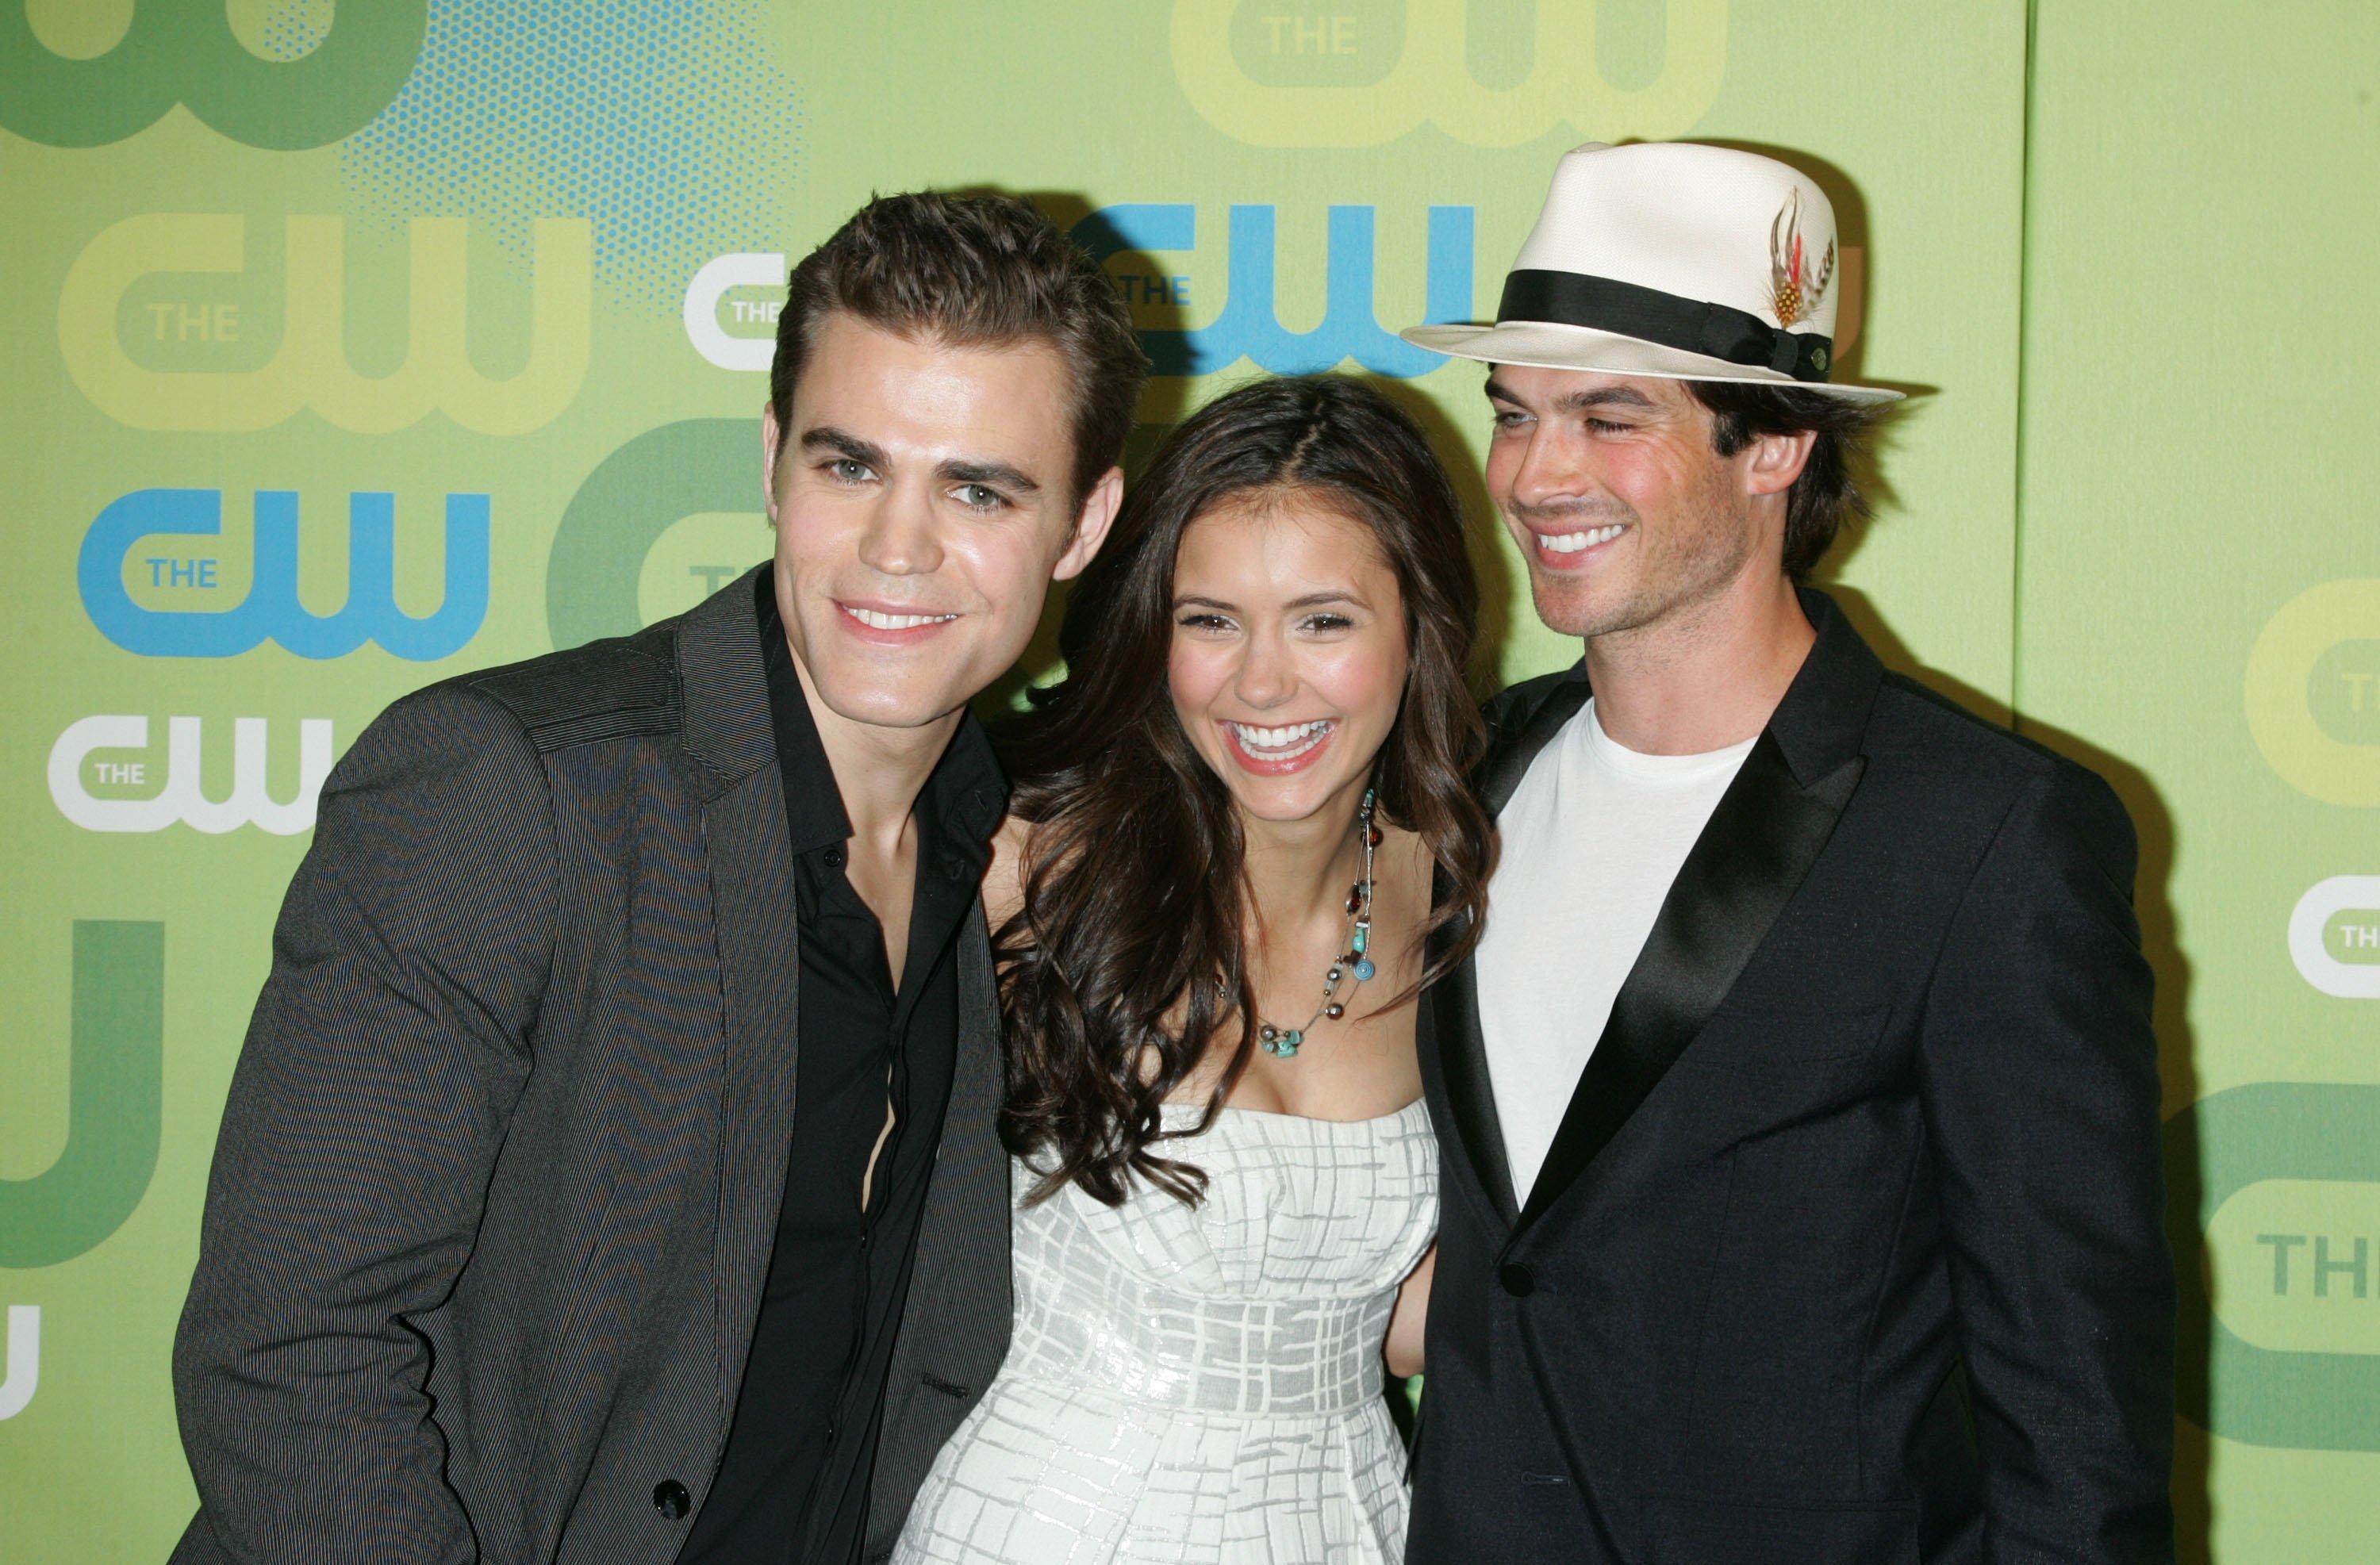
left=1253, top=788, right=1379, bottom=1059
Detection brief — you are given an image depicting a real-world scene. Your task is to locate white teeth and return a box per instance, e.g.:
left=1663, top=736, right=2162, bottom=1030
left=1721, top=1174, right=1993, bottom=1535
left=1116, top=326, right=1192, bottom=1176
left=1226, top=719, right=1334, bottom=758
left=1541, top=524, right=1625, bottom=554
left=845, top=605, right=958, bottom=630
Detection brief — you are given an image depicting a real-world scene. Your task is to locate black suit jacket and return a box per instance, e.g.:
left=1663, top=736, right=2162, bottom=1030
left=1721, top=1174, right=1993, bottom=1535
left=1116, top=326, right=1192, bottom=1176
left=1408, top=592, right=2175, bottom=1565
left=170, top=569, right=1011, bottom=1565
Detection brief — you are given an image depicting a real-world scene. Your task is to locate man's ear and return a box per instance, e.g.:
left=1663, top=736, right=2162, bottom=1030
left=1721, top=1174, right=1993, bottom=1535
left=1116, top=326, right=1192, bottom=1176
left=1745, top=428, right=1818, bottom=498
left=760, top=404, right=785, bottom=527
left=1053, top=466, right=1123, bottom=581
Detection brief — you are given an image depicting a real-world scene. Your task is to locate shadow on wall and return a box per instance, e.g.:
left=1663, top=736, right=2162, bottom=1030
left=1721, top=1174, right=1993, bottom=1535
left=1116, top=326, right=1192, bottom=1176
left=1825, top=585, right=2207, bottom=1563
left=973, top=184, right=1515, bottom=715
left=970, top=188, right=1198, bottom=719
left=1371, top=373, right=1514, bottom=698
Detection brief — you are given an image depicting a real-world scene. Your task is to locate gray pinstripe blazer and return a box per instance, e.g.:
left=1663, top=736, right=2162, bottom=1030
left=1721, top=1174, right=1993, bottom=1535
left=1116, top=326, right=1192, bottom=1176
left=170, top=569, right=1012, bottom=1565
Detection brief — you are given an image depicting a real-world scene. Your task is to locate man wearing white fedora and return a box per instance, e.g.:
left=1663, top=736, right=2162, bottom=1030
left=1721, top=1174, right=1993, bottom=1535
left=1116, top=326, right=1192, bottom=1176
left=1399, top=143, right=2174, bottom=1563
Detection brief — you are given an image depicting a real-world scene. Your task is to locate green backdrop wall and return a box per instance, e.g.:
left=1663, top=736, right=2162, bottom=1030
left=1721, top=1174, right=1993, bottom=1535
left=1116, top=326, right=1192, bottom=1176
left=0, top=2, right=2368, bottom=1559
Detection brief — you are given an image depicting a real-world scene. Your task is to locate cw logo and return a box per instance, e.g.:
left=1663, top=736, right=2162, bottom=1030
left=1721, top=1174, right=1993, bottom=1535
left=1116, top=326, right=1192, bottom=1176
left=2169, top=1083, right=2380, bottom=1449
left=0, top=1307, right=34, bottom=1421
left=685, top=208, right=1472, bottom=380
left=684, top=252, right=783, bottom=372
left=1073, top=204, right=1474, bottom=378
left=2290, top=876, right=2380, bottom=999
left=79, top=487, right=489, bottom=660
left=2246, top=578, right=2380, bottom=807
left=2, top=923, right=163, bottom=1270
left=60, top=214, right=591, bottom=434
left=547, top=420, right=759, bottom=649
left=50, top=715, right=334, bottom=835
left=1169, top=0, right=1727, bottom=148
left=0, top=0, right=424, bottom=149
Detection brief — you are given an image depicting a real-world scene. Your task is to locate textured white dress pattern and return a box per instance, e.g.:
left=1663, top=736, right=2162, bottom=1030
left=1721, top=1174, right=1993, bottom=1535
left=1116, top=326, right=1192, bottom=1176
left=893, top=1101, right=1438, bottom=1563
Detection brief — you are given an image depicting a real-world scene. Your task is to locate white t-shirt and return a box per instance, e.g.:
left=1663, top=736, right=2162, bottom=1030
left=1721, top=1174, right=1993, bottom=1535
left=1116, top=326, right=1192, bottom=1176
left=1475, top=698, right=1756, bottom=1203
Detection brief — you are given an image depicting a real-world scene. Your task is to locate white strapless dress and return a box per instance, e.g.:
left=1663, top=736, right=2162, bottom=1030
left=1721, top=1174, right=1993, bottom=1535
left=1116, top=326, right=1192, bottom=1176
left=892, top=1100, right=1438, bottom=1564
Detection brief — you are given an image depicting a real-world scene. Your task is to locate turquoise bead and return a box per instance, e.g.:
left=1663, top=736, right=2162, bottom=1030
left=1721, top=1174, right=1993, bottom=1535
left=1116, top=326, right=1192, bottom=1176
left=1353, top=959, right=1376, bottom=981
left=1351, top=926, right=1369, bottom=955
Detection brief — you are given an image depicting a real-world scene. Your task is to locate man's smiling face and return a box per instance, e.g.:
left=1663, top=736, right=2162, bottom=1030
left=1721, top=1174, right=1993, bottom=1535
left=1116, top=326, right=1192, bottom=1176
left=763, top=311, right=1113, bottom=735
left=1484, top=366, right=1787, bottom=642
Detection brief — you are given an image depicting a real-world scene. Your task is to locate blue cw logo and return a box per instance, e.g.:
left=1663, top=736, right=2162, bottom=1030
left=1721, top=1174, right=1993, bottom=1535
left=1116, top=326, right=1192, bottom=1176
left=78, top=488, right=489, bottom=660
left=1073, top=205, right=1475, bottom=378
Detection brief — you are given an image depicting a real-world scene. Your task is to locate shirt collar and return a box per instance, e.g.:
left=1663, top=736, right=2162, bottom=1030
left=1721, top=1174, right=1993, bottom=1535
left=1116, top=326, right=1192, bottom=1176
left=754, top=571, right=1008, bottom=857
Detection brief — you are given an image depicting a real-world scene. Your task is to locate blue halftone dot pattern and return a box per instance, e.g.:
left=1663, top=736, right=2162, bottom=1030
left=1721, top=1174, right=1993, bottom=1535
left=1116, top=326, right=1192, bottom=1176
left=258, top=0, right=334, bottom=60
left=343, top=0, right=802, bottom=312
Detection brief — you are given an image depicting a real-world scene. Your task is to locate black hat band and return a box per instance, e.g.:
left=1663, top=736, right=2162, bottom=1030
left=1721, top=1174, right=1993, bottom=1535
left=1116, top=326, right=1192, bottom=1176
left=1495, top=269, right=1834, bottom=382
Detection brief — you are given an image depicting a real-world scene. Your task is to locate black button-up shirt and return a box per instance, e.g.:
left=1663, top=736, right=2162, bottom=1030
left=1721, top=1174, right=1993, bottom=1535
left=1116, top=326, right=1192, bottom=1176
left=680, top=573, right=1003, bottom=1565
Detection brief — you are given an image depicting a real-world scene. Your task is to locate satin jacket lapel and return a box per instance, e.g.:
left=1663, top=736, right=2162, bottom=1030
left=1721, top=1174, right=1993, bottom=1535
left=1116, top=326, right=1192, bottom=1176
left=675, top=570, right=802, bottom=1413
left=1515, top=592, right=1881, bottom=1229
left=1480, top=669, right=1594, bottom=817
left=1430, top=669, right=1593, bottom=1230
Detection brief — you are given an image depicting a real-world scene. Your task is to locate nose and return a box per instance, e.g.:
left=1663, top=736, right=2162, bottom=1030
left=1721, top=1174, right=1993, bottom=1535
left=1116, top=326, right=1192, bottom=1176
left=1234, top=624, right=1296, bottom=711
left=1499, top=421, right=1588, bottom=515
left=855, top=483, right=944, bottom=578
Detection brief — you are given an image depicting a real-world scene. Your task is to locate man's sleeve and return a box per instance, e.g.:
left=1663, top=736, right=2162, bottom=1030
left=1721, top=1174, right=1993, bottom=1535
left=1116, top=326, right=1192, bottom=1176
left=171, top=685, right=559, bottom=1564
left=1916, top=760, right=2176, bottom=1563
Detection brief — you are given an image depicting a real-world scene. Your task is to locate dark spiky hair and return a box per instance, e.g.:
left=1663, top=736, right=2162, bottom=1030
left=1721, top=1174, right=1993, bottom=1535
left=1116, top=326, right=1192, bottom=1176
left=769, top=191, right=1148, bottom=505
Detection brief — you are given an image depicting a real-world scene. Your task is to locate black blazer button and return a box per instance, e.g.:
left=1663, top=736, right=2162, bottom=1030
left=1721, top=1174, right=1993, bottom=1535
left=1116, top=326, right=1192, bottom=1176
left=653, top=1479, right=691, bottom=1520
left=1499, top=1262, right=1536, bottom=1297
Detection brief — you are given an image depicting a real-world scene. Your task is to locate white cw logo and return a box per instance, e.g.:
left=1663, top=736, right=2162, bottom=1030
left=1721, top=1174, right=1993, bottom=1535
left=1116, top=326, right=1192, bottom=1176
left=0, top=1306, right=36, bottom=1421
left=49, top=716, right=334, bottom=835
left=2291, top=876, right=2380, bottom=1000
left=683, top=252, right=782, bottom=371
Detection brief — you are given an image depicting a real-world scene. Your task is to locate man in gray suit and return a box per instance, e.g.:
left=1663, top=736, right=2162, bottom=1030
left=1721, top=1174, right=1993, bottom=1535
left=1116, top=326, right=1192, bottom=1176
left=171, top=193, right=1143, bottom=1565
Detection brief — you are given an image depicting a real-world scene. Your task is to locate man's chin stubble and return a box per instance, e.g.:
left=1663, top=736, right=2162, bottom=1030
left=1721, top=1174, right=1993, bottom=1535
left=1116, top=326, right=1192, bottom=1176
left=1531, top=575, right=1638, bottom=641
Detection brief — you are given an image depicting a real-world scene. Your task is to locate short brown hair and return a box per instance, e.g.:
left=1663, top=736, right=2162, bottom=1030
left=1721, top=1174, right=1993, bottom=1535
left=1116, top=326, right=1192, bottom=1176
left=770, top=192, right=1149, bottom=505
left=1687, top=382, right=1887, bottom=580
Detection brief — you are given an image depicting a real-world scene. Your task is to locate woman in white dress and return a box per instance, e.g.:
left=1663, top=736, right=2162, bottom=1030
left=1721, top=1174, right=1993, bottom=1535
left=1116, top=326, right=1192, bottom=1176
left=895, top=376, right=1494, bottom=1563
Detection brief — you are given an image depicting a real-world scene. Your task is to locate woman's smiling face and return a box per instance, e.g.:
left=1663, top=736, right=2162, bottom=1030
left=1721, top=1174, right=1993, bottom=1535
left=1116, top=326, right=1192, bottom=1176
left=1168, top=489, right=1410, bottom=827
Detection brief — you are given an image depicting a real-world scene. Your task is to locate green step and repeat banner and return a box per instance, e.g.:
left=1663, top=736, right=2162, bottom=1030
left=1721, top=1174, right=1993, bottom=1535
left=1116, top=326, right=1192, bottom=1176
left=0, top=2, right=2368, bottom=1559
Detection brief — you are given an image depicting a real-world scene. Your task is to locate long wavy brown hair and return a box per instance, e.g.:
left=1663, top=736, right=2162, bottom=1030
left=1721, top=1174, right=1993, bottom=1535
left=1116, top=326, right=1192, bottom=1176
left=996, top=375, right=1492, bottom=1207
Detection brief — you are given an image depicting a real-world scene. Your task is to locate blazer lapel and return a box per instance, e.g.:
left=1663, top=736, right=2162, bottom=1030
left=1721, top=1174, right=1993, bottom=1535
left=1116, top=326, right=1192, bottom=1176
left=1480, top=669, right=1594, bottom=816
left=890, top=903, right=1007, bottom=1368
left=698, top=775, right=801, bottom=1406
left=1514, top=591, right=1883, bottom=1229
left=674, top=570, right=803, bottom=1411
left=1430, top=669, right=1592, bottom=1229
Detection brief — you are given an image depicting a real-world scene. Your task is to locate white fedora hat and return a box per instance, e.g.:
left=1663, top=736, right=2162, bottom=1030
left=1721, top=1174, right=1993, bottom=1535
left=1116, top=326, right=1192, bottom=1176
left=1403, top=142, right=1902, bottom=405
